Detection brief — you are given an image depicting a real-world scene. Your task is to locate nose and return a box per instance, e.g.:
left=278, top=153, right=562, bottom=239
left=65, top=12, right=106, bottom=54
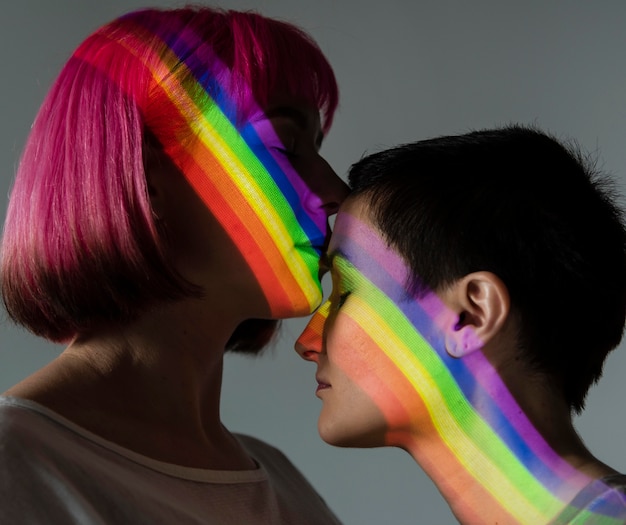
left=308, top=157, right=350, bottom=217
left=295, top=301, right=330, bottom=362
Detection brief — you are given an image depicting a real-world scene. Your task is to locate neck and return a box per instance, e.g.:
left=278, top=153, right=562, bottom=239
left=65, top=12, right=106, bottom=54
left=393, top=350, right=611, bottom=524
left=6, top=297, right=256, bottom=470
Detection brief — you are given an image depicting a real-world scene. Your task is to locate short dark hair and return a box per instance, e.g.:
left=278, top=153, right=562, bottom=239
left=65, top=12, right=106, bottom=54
left=348, top=125, right=626, bottom=413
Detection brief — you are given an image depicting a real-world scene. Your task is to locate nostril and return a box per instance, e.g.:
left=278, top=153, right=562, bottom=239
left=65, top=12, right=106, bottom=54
left=295, top=341, right=316, bottom=358
left=302, top=350, right=319, bottom=361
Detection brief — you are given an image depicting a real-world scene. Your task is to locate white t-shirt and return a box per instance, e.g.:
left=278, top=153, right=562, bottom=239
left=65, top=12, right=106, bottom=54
left=0, top=396, right=341, bottom=524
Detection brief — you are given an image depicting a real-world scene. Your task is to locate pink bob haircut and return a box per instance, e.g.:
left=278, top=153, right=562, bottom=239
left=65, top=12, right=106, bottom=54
left=0, top=7, right=339, bottom=344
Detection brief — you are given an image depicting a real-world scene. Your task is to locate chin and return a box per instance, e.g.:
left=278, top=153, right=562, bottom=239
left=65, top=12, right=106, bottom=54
left=318, top=420, right=385, bottom=449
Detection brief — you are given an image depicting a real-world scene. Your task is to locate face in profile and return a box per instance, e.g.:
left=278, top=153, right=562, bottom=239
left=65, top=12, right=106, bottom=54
left=153, top=60, right=347, bottom=319
left=240, top=98, right=348, bottom=317
left=295, top=196, right=463, bottom=448
left=297, top=197, right=626, bottom=525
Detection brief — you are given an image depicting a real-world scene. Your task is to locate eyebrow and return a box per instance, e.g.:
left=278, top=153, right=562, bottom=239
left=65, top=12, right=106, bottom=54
left=265, top=106, right=324, bottom=149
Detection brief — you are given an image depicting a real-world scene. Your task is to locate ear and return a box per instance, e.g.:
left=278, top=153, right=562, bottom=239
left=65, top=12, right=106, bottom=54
left=439, top=272, right=510, bottom=358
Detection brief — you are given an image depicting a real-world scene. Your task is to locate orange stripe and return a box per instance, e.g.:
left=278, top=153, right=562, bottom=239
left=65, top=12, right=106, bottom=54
left=334, top=316, right=516, bottom=522
left=80, top=26, right=311, bottom=312
left=171, top=139, right=303, bottom=311
left=145, top=77, right=310, bottom=313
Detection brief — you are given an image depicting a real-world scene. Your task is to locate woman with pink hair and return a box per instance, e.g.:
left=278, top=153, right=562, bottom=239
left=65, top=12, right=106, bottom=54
left=0, top=7, right=347, bottom=523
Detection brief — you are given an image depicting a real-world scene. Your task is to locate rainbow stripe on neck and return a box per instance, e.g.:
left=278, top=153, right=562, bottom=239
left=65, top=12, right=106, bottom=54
left=301, top=212, right=623, bottom=524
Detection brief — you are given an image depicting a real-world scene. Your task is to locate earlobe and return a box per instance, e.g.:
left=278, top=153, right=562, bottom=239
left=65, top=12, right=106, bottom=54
left=442, top=272, right=510, bottom=358
left=444, top=324, right=482, bottom=358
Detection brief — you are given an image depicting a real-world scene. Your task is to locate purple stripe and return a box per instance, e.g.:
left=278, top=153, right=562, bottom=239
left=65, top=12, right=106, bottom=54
left=333, top=212, right=585, bottom=491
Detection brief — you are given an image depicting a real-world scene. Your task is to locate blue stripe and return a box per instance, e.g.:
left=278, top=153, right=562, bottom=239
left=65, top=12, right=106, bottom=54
left=136, top=15, right=325, bottom=248
left=334, top=230, right=563, bottom=491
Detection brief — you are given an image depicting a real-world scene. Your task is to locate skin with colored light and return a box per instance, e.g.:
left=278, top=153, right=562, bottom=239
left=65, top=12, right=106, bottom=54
left=3, top=7, right=349, bottom=481
left=297, top=198, right=624, bottom=524
left=78, top=18, right=333, bottom=318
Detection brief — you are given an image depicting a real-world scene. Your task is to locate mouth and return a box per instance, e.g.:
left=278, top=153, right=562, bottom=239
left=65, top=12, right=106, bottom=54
left=315, top=376, right=331, bottom=394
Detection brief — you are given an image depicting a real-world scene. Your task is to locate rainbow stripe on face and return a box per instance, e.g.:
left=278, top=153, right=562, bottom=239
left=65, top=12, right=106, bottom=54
left=301, top=212, right=625, bottom=524
left=76, top=18, right=328, bottom=316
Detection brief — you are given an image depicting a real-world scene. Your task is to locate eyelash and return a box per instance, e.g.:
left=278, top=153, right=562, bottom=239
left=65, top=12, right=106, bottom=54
left=273, top=147, right=299, bottom=160
left=337, top=291, right=350, bottom=308
left=274, top=146, right=294, bottom=156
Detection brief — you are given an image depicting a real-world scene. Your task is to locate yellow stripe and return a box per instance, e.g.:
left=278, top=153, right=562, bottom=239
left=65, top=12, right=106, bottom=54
left=116, top=30, right=320, bottom=304
left=188, top=113, right=320, bottom=302
left=351, top=292, right=561, bottom=523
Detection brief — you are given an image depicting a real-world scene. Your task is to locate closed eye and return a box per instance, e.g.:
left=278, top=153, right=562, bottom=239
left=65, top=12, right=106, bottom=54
left=337, top=291, right=351, bottom=308
left=272, top=146, right=298, bottom=159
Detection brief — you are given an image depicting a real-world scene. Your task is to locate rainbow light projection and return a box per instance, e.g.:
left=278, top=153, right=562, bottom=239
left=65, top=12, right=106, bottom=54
left=75, top=15, right=328, bottom=316
left=299, top=211, right=626, bottom=524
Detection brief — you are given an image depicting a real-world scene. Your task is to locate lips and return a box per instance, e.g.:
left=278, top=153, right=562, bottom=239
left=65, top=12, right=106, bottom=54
left=316, top=376, right=331, bottom=393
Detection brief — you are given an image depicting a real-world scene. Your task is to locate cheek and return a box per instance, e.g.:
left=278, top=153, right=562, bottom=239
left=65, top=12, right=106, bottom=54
left=329, top=314, right=428, bottom=433
left=185, top=150, right=323, bottom=315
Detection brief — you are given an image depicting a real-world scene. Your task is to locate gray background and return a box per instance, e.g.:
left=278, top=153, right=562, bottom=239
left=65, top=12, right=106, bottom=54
left=2, top=2, right=626, bottom=524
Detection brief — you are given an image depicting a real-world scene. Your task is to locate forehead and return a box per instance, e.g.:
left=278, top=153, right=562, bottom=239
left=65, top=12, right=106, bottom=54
left=329, top=198, right=450, bottom=327
left=329, top=197, right=412, bottom=287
